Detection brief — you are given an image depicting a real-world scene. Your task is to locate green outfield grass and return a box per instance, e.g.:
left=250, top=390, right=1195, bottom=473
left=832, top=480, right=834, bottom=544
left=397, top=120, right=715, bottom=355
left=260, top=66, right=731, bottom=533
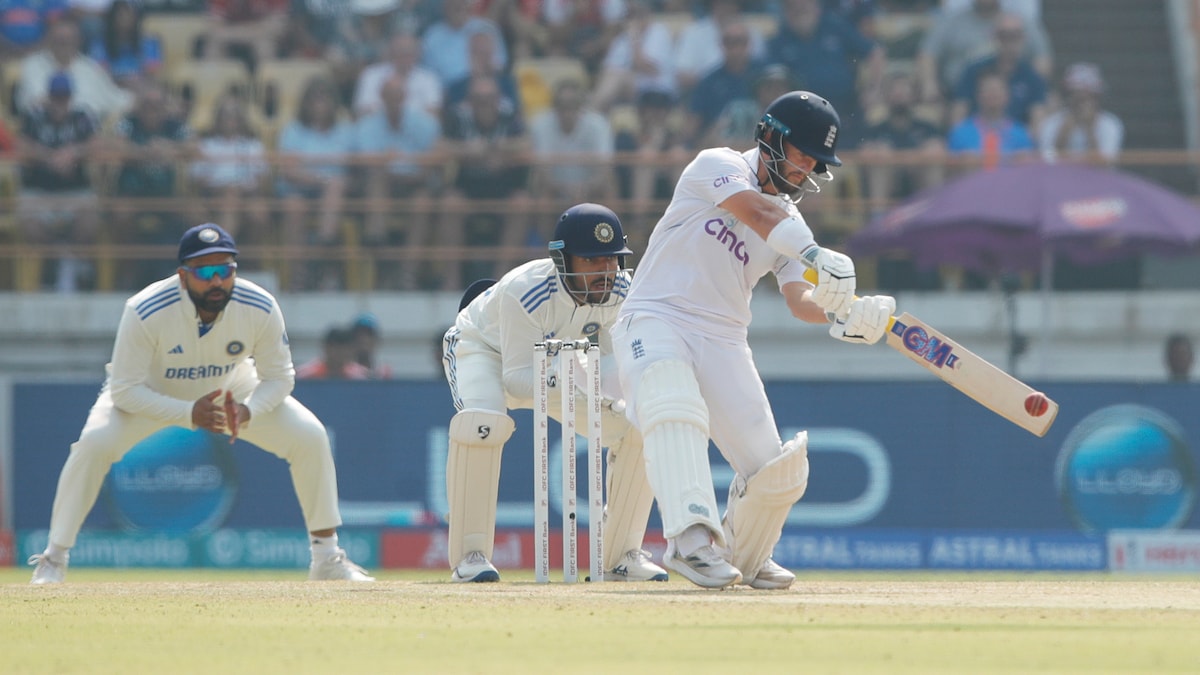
left=4, top=569, right=1200, bottom=674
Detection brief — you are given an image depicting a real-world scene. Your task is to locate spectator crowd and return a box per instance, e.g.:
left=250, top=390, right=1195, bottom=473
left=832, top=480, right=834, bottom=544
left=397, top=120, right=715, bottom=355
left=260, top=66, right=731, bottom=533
left=0, top=0, right=1125, bottom=293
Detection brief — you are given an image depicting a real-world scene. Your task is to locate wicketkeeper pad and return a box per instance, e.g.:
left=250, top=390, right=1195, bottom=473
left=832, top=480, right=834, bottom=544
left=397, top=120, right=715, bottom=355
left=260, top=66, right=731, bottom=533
left=447, top=408, right=515, bottom=567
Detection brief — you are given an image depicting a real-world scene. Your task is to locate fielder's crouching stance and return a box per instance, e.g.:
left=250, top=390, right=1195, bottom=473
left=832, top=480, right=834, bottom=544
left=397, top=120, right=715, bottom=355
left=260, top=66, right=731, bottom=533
left=442, top=203, right=669, bottom=583
left=29, top=224, right=373, bottom=584
left=614, top=91, right=896, bottom=589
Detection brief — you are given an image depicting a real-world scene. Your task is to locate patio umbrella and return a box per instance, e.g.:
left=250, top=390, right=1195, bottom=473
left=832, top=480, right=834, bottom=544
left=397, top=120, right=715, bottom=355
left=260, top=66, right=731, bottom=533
left=848, top=163, right=1200, bottom=282
left=847, top=162, right=1200, bottom=375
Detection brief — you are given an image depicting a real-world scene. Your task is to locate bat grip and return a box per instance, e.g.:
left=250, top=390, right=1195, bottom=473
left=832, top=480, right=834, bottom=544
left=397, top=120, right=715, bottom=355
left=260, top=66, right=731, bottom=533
left=802, top=266, right=898, bottom=330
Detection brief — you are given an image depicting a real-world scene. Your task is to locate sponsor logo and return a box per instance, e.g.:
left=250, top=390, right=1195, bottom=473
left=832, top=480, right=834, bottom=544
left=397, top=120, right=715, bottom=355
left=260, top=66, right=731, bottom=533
left=688, top=503, right=710, bottom=518
left=169, top=345, right=184, bottom=355
left=1056, top=404, right=1196, bottom=532
left=890, top=319, right=959, bottom=369
left=477, top=425, right=491, bottom=439
left=1060, top=197, right=1127, bottom=229
left=712, top=174, right=748, bottom=188
left=164, top=364, right=236, bottom=380
left=703, top=218, right=750, bottom=266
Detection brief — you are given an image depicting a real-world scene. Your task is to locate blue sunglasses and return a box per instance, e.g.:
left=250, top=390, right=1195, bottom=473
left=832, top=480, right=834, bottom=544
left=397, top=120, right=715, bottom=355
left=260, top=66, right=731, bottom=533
left=182, top=262, right=237, bottom=281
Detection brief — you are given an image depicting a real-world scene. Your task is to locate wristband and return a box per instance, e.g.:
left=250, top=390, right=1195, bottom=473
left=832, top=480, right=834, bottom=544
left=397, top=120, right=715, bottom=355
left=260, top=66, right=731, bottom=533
left=765, top=215, right=816, bottom=260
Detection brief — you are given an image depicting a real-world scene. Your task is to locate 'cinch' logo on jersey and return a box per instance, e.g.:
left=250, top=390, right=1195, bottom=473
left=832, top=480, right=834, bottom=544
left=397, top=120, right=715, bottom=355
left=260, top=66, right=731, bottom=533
left=890, top=319, right=959, bottom=369
left=704, top=218, right=749, bottom=266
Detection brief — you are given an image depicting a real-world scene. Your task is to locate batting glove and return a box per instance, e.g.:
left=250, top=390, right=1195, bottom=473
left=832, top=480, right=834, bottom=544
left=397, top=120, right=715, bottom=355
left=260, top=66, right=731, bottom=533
left=804, top=247, right=857, bottom=317
left=829, top=295, right=896, bottom=345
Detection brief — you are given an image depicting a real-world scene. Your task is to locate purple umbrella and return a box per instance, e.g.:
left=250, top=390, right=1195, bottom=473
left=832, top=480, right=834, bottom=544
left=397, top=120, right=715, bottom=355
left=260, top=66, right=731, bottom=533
left=848, top=163, right=1200, bottom=275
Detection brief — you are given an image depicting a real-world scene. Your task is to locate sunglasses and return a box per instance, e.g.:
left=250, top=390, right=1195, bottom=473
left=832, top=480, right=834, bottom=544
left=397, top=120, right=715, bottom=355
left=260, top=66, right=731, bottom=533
left=182, top=262, right=237, bottom=281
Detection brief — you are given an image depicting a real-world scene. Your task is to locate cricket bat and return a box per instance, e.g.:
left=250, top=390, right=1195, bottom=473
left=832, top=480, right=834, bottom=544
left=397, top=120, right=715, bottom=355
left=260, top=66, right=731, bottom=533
left=803, top=268, right=1059, bottom=437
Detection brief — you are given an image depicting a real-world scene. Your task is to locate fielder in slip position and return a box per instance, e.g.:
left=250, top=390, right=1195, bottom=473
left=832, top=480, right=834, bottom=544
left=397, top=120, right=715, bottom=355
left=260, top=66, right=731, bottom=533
left=612, top=91, right=896, bottom=589
left=441, top=203, right=669, bottom=583
left=29, top=224, right=374, bottom=584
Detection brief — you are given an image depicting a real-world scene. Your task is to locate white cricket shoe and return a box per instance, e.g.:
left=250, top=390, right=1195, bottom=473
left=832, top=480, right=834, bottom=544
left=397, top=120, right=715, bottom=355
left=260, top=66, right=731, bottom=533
left=309, top=549, right=375, bottom=581
left=606, top=549, right=669, bottom=582
left=451, top=550, right=500, bottom=583
left=747, top=558, right=795, bottom=590
left=29, top=553, right=68, bottom=585
left=664, top=542, right=742, bottom=589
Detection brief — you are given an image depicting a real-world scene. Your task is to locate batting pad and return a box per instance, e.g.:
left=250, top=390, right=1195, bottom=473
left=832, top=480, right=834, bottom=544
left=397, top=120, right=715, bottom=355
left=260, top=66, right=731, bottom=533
left=601, top=427, right=656, bottom=570
left=722, top=432, right=810, bottom=578
left=635, top=360, right=722, bottom=542
left=447, top=408, right=515, bottom=567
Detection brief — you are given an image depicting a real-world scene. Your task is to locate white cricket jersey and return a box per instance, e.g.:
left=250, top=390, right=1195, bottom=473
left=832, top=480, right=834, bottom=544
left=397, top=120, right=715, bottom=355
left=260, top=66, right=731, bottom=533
left=453, top=258, right=631, bottom=401
left=620, top=147, right=812, bottom=342
left=106, top=275, right=295, bottom=426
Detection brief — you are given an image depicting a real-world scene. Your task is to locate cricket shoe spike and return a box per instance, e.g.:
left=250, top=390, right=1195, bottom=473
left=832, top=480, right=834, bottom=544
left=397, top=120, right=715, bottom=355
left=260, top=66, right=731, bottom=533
left=451, top=550, right=500, bottom=583
left=664, top=541, right=741, bottom=589
left=746, top=558, right=795, bottom=590
left=309, top=548, right=375, bottom=581
left=29, top=553, right=68, bottom=585
left=606, top=549, right=669, bottom=582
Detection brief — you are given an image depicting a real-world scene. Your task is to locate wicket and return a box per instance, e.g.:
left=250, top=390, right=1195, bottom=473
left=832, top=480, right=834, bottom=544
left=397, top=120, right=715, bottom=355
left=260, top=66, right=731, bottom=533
left=533, top=339, right=604, bottom=583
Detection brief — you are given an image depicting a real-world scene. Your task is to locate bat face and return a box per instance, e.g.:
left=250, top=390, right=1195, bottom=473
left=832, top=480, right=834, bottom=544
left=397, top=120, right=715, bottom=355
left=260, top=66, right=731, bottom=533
left=885, top=313, right=1058, bottom=437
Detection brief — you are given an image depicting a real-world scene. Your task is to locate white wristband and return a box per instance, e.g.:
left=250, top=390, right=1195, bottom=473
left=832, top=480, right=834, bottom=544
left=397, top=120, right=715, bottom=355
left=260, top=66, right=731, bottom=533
left=765, top=215, right=817, bottom=260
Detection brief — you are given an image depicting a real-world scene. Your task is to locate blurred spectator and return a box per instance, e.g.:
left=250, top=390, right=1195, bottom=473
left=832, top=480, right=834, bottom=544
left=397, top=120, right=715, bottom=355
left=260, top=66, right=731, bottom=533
left=109, top=79, right=195, bottom=289
left=282, top=0, right=354, bottom=60
left=1165, top=333, right=1194, bottom=383
left=440, top=73, right=532, bottom=290
left=673, top=0, right=767, bottom=95
left=702, top=62, right=794, bottom=150
left=444, top=28, right=519, bottom=112
left=275, top=76, right=355, bottom=288
left=16, top=72, right=100, bottom=292
left=321, top=0, right=408, bottom=104
left=68, top=0, right=113, bottom=50
left=481, top=0, right=547, bottom=60
left=589, top=0, right=676, bottom=112
left=917, top=0, right=1051, bottom=107
left=353, top=32, right=443, bottom=118
left=767, top=0, right=885, bottom=148
left=0, top=117, right=14, bottom=153
left=1038, top=62, right=1123, bottom=165
left=614, top=89, right=685, bottom=235
left=17, top=15, right=132, bottom=122
left=353, top=74, right=442, bottom=287
left=822, top=0, right=880, bottom=39
left=189, top=93, right=270, bottom=243
left=88, top=0, right=161, bottom=89
left=296, top=326, right=373, bottom=379
left=529, top=78, right=615, bottom=205
left=682, top=19, right=764, bottom=148
left=941, top=0, right=1040, bottom=22
left=202, top=0, right=289, bottom=71
left=350, top=312, right=394, bottom=379
left=946, top=70, right=1034, bottom=168
left=950, top=12, right=1047, bottom=132
left=1, top=0, right=68, bottom=60
left=420, top=0, right=507, bottom=87
left=542, top=0, right=625, bottom=75
left=859, top=71, right=946, bottom=215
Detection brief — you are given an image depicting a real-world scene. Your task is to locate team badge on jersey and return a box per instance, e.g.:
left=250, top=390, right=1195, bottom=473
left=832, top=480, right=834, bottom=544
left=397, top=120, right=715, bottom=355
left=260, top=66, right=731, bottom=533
left=594, top=222, right=614, bottom=244
left=582, top=322, right=600, bottom=336
left=226, top=341, right=244, bottom=356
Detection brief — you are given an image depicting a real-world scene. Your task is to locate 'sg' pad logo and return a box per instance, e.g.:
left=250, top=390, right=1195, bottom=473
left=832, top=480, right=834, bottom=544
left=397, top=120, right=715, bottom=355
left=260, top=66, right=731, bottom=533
left=199, top=228, right=220, bottom=243
left=226, top=341, right=244, bottom=356
left=477, top=425, right=491, bottom=439
left=594, top=222, right=614, bottom=243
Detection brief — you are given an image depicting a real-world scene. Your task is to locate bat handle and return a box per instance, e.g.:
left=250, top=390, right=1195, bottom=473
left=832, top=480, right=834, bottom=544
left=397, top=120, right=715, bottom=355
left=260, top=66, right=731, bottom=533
left=802, top=266, right=898, bottom=331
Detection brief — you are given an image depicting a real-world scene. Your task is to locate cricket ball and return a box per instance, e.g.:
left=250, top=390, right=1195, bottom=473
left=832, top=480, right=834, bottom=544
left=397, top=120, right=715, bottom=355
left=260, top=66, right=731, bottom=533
left=1024, top=391, right=1050, bottom=417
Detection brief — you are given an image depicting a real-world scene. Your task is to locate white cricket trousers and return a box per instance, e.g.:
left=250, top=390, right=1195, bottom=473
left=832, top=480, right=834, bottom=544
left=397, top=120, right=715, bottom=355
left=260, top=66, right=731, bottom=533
left=46, top=385, right=343, bottom=549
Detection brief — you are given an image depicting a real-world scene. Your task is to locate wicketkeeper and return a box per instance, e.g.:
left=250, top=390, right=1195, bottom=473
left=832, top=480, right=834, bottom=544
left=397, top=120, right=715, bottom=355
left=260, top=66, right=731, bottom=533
left=440, top=203, right=669, bottom=583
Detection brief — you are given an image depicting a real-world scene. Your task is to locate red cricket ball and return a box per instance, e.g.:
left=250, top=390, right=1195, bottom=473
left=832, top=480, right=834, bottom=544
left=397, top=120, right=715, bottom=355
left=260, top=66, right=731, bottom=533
left=1024, top=392, right=1050, bottom=417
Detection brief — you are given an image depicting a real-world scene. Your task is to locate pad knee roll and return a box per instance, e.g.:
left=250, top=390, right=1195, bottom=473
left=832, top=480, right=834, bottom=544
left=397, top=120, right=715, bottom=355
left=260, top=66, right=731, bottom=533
left=635, top=360, right=721, bottom=541
left=723, top=432, right=810, bottom=577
